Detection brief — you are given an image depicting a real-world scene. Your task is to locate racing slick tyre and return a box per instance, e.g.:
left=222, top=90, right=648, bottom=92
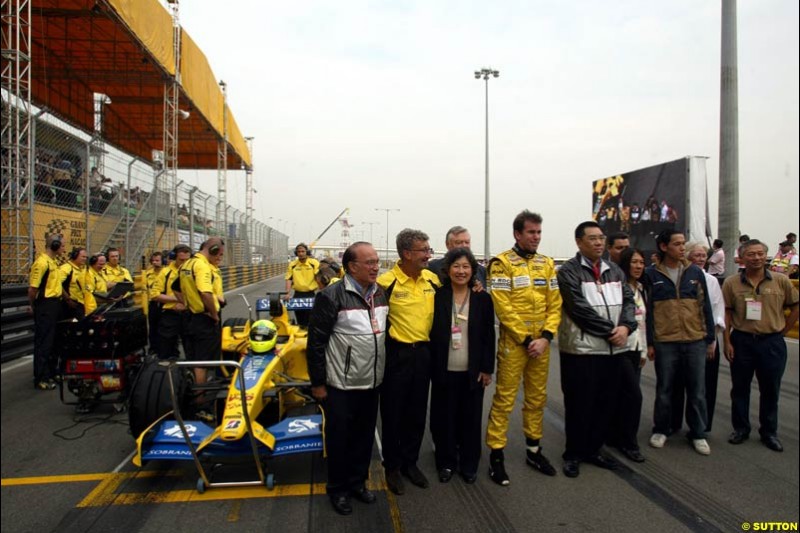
left=266, top=473, right=275, bottom=490
left=128, top=360, right=190, bottom=438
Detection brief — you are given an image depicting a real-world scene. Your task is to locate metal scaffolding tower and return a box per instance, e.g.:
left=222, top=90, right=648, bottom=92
left=245, top=136, right=254, bottom=264
left=1, top=0, right=33, bottom=277
left=163, top=0, right=182, bottom=250
left=217, top=79, right=228, bottom=262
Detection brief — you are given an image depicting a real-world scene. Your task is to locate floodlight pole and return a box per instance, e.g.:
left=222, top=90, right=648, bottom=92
left=475, top=67, right=499, bottom=263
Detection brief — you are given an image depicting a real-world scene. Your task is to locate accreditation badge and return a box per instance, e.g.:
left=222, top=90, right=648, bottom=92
left=745, top=298, right=762, bottom=321
left=451, top=325, right=463, bottom=349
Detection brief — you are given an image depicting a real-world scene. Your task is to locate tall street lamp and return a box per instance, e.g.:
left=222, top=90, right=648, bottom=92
left=475, top=67, right=499, bottom=262
left=361, top=221, right=379, bottom=243
left=374, top=208, right=400, bottom=266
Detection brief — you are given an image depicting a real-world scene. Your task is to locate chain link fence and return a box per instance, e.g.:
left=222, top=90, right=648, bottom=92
left=1, top=102, right=287, bottom=283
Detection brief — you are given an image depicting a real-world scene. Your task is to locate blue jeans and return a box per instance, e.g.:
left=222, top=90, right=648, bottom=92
left=729, top=331, right=786, bottom=438
left=653, top=341, right=708, bottom=439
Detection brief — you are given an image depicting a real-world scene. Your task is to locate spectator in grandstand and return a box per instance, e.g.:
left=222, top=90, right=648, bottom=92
left=769, top=240, right=799, bottom=279
left=557, top=221, right=635, bottom=477
left=707, top=239, right=726, bottom=283
left=284, top=243, right=320, bottom=327
left=426, top=226, right=487, bottom=287
left=646, top=230, right=715, bottom=456
left=429, top=247, right=495, bottom=484
left=28, top=234, right=64, bottom=390
left=145, top=251, right=164, bottom=354
left=724, top=239, right=799, bottom=452
left=60, top=247, right=88, bottom=320
left=307, top=242, right=388, bottom=516
left=670, top=242, right=726, bottom=434
left=607, top=247, right=648, bottom=463
left=153, top=244, right=192, bottom=360
left=606, top=232, right=630, bottom=265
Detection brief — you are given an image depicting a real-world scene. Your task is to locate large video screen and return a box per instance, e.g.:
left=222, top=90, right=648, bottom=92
left=592, top=158, right=687, bottom=261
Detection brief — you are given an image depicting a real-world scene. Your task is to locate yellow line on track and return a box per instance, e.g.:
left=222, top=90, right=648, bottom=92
left=1, top=470, right=181, bottom=487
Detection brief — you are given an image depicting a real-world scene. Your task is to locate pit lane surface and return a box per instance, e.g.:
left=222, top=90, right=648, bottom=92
left=2, top=276, right=798, bottom=532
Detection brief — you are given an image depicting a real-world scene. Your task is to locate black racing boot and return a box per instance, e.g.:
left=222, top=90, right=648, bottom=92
left=525, top=438, right=557, bottom=476
left=489, top=448, right=510, bottom=486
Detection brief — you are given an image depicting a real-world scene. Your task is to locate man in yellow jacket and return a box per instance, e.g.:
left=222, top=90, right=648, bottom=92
left=284, top=243, right=319, bottom=327
left=28, top=234, right=64, bottom=389
left=60, top=247, right=88, bottom=320
left=486, top=211, right=562, bottom=485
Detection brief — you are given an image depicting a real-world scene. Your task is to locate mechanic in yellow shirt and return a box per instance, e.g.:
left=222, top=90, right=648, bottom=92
left=376, top=229, right=441, bottom=494
left=144, top=251, right=164, bottom=354
left=177, top=238, right=224, bottom=392
left=28, top=234, right=64, bottom=389
left=284, top=243, right=320, bottom=327
left=59, top=247, right=88, bottom=320
left=153, top=245, right=191, bottom=359
left=84, top=252, right=110, bottom=315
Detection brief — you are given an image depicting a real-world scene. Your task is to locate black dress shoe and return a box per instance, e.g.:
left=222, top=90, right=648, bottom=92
left=438, top=468, right=453, bottom=483
left=330, top=494, right=352, bottom=515
left=350, top=486, right=376, bottom=504
left=460, top=472, right=477, bottom=484
left=761, top=435, right=784, bottom=452
left=728, top=431, right=749, bottom=445
left=401, top=465, right=430, bottom=488
left=563, top=460, right=580, bottom=478
left=620, top=447, right=646, bottom=463
left=385, top=469, right=405, bottom=495
left=587, top=453, right=618, bottom=470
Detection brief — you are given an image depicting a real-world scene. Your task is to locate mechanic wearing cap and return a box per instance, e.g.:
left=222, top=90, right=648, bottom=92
left=153, top=244, right=191, bottom=359
left=377, top=229, right=441, bottom=495
left=176, top=238, right=224, bottom=389
left=724, top=239, right=799, bottom=452
left=308, top=242, right=388, bottom=515
left=28, top=234, right=64, bottom=390
left=284, top=243, right=320, bottom=327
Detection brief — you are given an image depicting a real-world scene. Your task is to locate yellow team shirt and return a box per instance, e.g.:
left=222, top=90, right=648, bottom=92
left=145, top=266, right=162, bottom=301
left=154, top=263, right=181, bottom=310
left=285, top=258, right=320, bottom=292
left=179, top=253, right=218, bottom=314
left=212, top=264, right=224, bottom=301
left=59, top=261, right=86, bottom=303
left=84, top=268, right=108, bottom=314
left=102, top=264, right=133, bottom=284
left=377, top=261, right=441, bottom=344
left=29, top=253, right=63, bottom=299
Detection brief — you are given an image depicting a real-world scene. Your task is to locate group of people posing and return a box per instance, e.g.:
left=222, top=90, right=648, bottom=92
left=296, top=211, right=798, bottom=516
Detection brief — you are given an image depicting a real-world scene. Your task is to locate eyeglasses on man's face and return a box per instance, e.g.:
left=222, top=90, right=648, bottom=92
left=410, top=247, right=434, bottom=254
left=354, top=260, right=381, bottom=267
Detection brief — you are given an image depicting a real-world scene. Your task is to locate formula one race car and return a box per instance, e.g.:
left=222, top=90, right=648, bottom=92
left=129, top=295, right=322, bottom=492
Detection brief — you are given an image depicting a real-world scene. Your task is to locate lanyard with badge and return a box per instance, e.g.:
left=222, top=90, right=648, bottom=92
left=744, top=279, right=762, bottom=321
left=451, top=292, right=469, bottom=349
left=366, top=291, right=381, bottom=333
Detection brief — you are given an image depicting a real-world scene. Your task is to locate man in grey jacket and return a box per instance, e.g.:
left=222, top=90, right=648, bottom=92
left=557, top=221, right=637, bottom=478
left=307, top=242, right=389, bottom=515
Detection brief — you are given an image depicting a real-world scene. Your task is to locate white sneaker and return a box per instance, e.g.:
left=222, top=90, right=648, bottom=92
left=692, top=439, right=711, bottom=456
left=649, top=433, right=667, bottom=448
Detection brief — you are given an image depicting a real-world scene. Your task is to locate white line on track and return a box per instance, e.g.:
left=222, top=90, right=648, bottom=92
left=113, top=450, right=137, bottom=473
left=1, top=355, right=32, bottom=374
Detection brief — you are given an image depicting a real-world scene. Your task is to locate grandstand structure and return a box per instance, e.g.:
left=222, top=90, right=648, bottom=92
left=1, top=0, right=287, bottom=283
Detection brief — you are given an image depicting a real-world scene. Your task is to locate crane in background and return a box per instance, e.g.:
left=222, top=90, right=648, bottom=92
left=308, top=208, right=349, bottom=254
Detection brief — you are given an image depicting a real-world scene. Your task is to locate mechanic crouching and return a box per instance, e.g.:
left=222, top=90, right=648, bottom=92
left=307, top=242, right=389, bottom=516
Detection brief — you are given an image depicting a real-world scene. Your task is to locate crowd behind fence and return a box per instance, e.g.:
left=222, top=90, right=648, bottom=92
left=1, top=105, right=288, bottom=284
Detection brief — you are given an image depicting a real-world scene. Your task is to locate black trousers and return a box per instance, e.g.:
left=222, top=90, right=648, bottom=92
left=292, top=290, right=315, bottom=327
left=158, top=310, right=188, bottom=360
left=560, top=352, right=621, bottom=461
left=148, top=302, right=161, bottom=353
left=670, top=341, right=721, bottom=432
left=33, top=298, right=61, bottom=383
left=608, top=352, right=644, bottom=450
left=323, top=386, right=379, bottom=495
left=380, top=340, right=431, bottom=471
left=430, top=371, right=484, bottom=476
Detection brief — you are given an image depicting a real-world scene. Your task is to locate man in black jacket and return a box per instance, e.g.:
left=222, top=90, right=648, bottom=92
left=307, top=242, right=389, bottom=516
left=557, top=221, right=637, bottom=478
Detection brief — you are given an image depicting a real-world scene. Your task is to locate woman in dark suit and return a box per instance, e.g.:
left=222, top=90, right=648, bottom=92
left=429, top=247, right=496, bottom=484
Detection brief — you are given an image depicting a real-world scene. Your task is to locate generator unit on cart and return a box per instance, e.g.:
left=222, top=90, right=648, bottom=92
left=58, top=304, right=148, bottom=411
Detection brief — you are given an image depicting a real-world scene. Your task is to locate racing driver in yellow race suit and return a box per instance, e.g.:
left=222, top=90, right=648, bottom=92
left=486, top=210, right=562, bottom=485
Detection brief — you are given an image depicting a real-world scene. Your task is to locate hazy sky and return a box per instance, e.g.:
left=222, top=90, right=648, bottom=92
left=178, top=0, right=799, bottom=258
